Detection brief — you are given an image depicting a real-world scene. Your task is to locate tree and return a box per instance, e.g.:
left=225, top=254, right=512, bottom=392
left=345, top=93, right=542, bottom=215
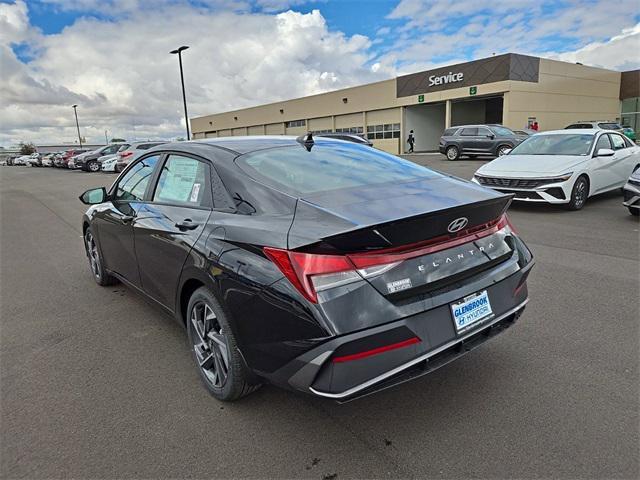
left=110, top=138, right=126, bottom=143
left=19, top=142, right=36, bottom=155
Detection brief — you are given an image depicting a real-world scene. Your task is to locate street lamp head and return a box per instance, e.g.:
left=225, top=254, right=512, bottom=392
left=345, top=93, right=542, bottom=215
left=72, top=104, right=78, bottom=108
left=170, top=45, right=189, bottom=54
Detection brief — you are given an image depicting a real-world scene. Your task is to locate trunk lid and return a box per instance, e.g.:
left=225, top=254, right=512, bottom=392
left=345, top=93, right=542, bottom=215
left=288, top=176, right=512, bottom=251
left=288, top=176, right=514, bottom=299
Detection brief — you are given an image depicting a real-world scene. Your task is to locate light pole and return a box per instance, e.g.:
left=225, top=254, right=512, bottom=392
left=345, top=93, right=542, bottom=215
left=104, top=130, right=109, bottom=144
left=71, top=104, right=82, bottom=149
left=170, top=45, right=190, bottom=140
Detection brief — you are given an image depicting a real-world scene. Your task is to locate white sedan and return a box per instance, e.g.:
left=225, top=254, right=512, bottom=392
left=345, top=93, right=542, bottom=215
left=99, top=154, right=118, bottom=172
left=472, top=129, right=640, bottom=210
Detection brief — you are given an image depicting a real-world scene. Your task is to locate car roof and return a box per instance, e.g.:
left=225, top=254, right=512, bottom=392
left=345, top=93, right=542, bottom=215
left=537, top=129, right=600, bottom=134
left=125, top=141, right=167, bottom=148
left=150, top=135, right=348, bottom=156
left=571, top=120, right=618, bottom=123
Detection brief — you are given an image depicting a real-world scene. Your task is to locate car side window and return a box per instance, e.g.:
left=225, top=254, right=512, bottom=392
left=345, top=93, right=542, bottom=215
left=477, top=127, right=492, bottom=137
left=609, top=134, right=626, bottom=150
left=152, top=155, right=210, bottom=207
left=594, top=134, right=611, bottom=152
left=460, top=128, right=478, bottom=136
left=113, top=155, right=160, bottom=202
left=105, top=144, right=120, bottom=155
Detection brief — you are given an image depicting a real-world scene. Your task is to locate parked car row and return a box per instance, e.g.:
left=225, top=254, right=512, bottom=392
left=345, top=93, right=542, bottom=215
left=3, top=141, right=168, bottom=173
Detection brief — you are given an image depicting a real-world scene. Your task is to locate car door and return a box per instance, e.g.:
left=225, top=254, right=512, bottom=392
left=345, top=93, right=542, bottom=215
left=133, top=153, right=212, bottom=310
left=608, top=133, right=636, bottom=183
left=475, top=127, right=495, bottom=153
left=93, top=154, right=161, bottom=285
left=458, top=127, right=478, bottom=153
left=589, top=133, right=619, bottom=193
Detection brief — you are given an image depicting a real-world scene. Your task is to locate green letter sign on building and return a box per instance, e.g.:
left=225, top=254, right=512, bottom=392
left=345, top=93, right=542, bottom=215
left=418, top=94, right=424, bottom=103
left=469, top=86, right=477, bottom=95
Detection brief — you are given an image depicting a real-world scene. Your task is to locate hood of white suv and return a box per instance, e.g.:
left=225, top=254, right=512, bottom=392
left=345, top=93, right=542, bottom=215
left=476, top=154, right=588, bottom=177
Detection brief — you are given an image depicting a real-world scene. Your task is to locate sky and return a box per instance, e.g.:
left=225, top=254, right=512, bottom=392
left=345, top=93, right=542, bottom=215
left=1, top=0, right=639, bottom=147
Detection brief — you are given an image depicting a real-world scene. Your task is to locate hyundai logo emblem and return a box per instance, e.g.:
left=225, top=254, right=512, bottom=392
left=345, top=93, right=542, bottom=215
left=447, top=217, right=469, bottom=233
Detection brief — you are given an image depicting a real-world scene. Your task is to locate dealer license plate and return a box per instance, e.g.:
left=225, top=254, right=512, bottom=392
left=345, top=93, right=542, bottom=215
left=451, top=290, right=493, bottom=333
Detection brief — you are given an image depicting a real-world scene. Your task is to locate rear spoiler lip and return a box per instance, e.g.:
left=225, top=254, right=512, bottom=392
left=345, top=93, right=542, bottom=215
left=290, top=193, right=514, bottom=251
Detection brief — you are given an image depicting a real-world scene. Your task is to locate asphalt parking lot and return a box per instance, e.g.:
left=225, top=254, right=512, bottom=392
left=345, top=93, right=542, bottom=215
left=1, top=159, right=638, bottom=479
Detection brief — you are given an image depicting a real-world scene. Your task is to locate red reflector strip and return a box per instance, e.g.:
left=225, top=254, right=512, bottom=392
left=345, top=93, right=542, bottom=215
left=332, top=336, right=421, bottom=363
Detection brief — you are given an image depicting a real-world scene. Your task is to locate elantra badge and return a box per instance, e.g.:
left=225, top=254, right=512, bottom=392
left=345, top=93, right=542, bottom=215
left=447, top=217, right=469, bottom=233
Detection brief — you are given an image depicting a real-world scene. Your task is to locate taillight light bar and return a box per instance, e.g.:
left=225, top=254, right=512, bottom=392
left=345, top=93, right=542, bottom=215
left=332, top=336, right=421, bottom=363
left=264, top=214, right=511, bottom=303
left=119, top=151, right=133, bottom=159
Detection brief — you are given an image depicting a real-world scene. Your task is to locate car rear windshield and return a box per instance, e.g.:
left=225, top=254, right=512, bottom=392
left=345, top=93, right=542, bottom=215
left=509, top=134, right=595, bottom=156
left=597, top=122, right=621, bottom=130
left=236, top=144, right=440, bottom=195
left=490, top=126, right=515, bottom=136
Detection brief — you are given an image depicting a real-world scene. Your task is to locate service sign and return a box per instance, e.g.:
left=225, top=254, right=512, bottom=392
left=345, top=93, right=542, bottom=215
left=428, top=72, right=463, bottom=87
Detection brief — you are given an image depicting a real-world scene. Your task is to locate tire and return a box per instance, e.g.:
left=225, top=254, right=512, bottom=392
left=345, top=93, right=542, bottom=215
left=445, top=145, right=459, bottom=161
left=187, top=287, right=261, bottom=401
left=629, top=207, right=639, bottom=216
left=497, top=145, right=511, bottom=156
left=87, top=160, right=100, bottom=172
left=84, top=227, right=118, bottom=286
left=566, top=176, right=589, bottom=210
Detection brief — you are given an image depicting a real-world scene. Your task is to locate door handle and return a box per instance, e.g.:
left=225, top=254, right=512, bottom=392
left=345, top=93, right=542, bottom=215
left=175, top=219, right=199, bottom=231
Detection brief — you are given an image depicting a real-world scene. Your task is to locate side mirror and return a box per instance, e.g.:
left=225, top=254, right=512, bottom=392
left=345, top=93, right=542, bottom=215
left=487, top=134, right=495, bottom=139
left=595, top=148, right=614, bottom=157
left=79, top=187, right=107, bottom=205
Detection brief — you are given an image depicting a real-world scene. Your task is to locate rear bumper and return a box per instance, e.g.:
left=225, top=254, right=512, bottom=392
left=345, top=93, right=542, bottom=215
left=271, top=263, right=532, bottom=401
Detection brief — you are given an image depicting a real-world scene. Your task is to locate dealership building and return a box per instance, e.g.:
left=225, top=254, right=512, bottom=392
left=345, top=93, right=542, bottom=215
left=191, top=53, right=640, bottom=154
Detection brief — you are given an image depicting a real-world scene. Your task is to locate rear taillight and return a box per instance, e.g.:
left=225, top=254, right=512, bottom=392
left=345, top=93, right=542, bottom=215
left=119, top=151, right=133, bottom=159
left=263, top=248, right=361, bottom=303
left=264, top=214, right=512, bottom=303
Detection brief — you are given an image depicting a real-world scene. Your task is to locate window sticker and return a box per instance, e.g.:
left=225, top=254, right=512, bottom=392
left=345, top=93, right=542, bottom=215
left=156, top=158, right=201, bottom=203
left=190, top=183, right=201, bottom=203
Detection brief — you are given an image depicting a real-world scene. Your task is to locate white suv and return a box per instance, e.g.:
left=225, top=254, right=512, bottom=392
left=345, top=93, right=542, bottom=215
left=565, top=121, right=624, bottom=133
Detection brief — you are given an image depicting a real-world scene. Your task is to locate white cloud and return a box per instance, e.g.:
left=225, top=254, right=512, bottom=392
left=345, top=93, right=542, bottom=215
left=382, top=0, right=640, bottom=73
left=0, top=4, right=382, bottom=145
left=0, top=0, right=32, bottom=44
left=553, top=23, right=640, bottom=71
left=2, top=0, right=639, bottom=146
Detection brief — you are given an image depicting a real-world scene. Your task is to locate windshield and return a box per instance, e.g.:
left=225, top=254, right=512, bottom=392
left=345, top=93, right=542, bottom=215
left=236, top=143, right=440, bottom=195
left=490, top=126, right=515, bottom=136
left=509, top=134, right=595, bottom=156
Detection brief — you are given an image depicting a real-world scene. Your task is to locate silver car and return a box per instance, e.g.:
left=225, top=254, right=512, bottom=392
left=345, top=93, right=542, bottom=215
left=114, top=141, right=166, bottom=172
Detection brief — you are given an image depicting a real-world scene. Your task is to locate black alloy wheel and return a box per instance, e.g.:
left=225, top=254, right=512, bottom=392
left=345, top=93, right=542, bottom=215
left=187, top=287, right=260, bottom=401
left=84, top=228, right=117, bottom=285
left=566, top=176, right=589, bottom=210
left=190, top=301, right=230, bottom=389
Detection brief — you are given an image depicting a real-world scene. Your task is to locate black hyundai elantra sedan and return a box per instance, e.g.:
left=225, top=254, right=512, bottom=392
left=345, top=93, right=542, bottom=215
left=80, top=135, right=534, bottom=402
